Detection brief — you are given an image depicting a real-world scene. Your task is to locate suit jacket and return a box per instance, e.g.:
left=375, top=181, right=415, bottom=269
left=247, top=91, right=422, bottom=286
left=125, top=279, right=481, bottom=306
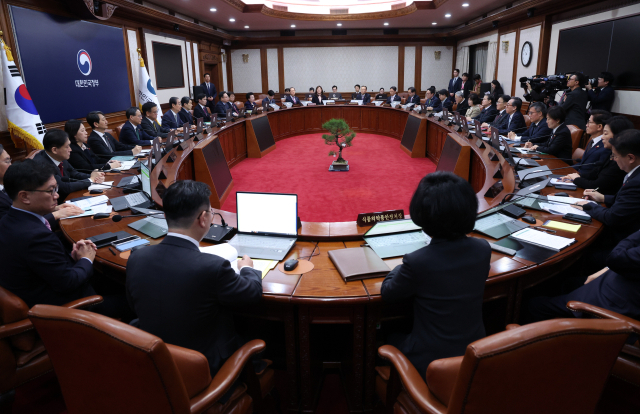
left=0, top=208, right=94, bottom=308
left=193, top=104, right=211, bottom=122
left=214, top=101, right=231, bottom=117
left=244, top=101, right=256, bottom=111
left=87, top=131, right=134, bottom=158
left=126, top=236, right=262, bottom=375
left=0, top=188, right=56, bottom=226
left=519, top=118, right=552, bottom=144
left=497, top=111, right=527, bottom=136
left=536, top=123, right=573, bottom=161
left=34, top=151, right=90, bottom=202
left=329, top=93, right=343, bottom=100
left=574, top=137, right=610, bottom=176
left=564, top=230, right=640, bottom=320
left=489, top=110, right=508, bottom=130
left=375, top=94, right=387, bottom=100
left=361, top=93, right=371, bottom=104
left=286, top=95, right=301, bottom=105
left=573, top=154, right=625, bottom=196
left=381, top=236, right=491, bottom=375
left=386, top=95, right=401, bottom=104
left=406, top=95, right=421, bottom=105
left=466, top=105, right=482, bottom=119
left=560, top=88, right=588, bottom=130
left=424, top=96, right=442, bottom=112
left=448, top=77, right=462, bottom=95
left=201, top=82, right=217, bottom=105
left=454, top=100, right=469, bottom=116
left=441, top=98, right=453, bottom=112
left=262, top=97, right=277, bottom=107
left=583, top=169, right=640, bottom=243
left=141, top=117, right=170, bottom=139
left=351, top=92, right=362, bottom=100
left=588, top=86, right=615, bottom=112
left=119, top=122, right=153, bottom=147
left=476, top=105, right=498, bottom=124
left=68, top=142, right=109, bottom=172
left=161, top=110, right=182, bottom=130
left=311, top=95, right=327, bottom=105
left=178, top=108, right=194, bottom=126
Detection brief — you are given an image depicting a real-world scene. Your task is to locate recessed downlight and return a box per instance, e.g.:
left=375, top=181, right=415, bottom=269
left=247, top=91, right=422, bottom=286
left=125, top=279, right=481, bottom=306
left=291, top=24, right=296, bottom=28
left=462, top=3, right=469, bottom=7
left=244, top=25, right=249, bottom=28
left=445, top=13, right=451, bottom=18
left=337, top=23, right=342, bottom=26
left=229, top=18, right=235, bottom=22
left=432, top=22, right=437, bottom=25
left=383, top=22, right=389, bottom=26
left=210, top=8, right=216, bottom=12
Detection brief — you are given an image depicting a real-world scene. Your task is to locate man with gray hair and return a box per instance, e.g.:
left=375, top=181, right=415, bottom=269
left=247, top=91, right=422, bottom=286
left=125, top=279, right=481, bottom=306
left=509, top=101, right=552, bottom=144
left=454, top=90, right=469, bottom=115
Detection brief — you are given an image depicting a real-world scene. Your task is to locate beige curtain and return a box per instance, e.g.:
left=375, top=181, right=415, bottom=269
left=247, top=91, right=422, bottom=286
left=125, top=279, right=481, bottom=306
left=456, top=46, right=469, bottom=74
left=485, top=41, right=498, bottom=81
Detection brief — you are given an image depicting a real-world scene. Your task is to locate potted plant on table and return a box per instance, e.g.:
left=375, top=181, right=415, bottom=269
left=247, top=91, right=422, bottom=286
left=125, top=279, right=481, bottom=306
left=322, top=118, right=356, bottom=172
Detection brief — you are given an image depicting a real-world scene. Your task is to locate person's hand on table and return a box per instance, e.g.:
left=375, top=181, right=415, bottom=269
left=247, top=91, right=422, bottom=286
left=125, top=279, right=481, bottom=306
left=71, top=239, right=97, bottom=262
left=233, top=112, right=238, bottom=117
left=52, top=204, right=85, bottom=220
left=108, top=160, right=122, bottom=168
left=507, top=131, right=517, bottom=140
left=90, top=171, right=105, bottom=183
left=481, top=122, right=489, bottom=128
left=562, top=173, right=579, bottom=181
left=237, top=255, right=254, bottom=269
left=583, top=189, right=604, bottom=203
left=584, top=267, right=608, bottom=284
left=132, top=146, right=142, bottom=156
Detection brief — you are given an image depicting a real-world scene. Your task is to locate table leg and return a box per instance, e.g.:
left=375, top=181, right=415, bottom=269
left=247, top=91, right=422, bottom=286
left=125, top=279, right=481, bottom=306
left=298, top=306, right=313, bottom=412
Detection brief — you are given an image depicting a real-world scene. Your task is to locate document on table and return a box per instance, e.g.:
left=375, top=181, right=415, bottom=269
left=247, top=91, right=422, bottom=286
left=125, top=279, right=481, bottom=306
left=546, top=195, right=594, bottom=205
left=138, top=150, right=151, bottom=156
left=539, top=202, right=591, bottom=217
left=251, top=259, right=278, bottom=278
left=350, top=100, right=364, bottom=105
left=543, top=221, right=582, bottom=232
left=67, top=195, right=109, bottom=210
left=511, top=228, right=576, bottom=251
left=115, top=161, right=137, bottom=170
left=60, top=204, right=112, bottom=220
left=88, top=181, right=114, bottom=191
left=200, top=244, right=240, bottom=273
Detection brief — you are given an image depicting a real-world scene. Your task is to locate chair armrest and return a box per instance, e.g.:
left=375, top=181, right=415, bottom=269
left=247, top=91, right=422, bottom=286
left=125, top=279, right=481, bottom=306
left=506, top=324, right=521, bottom=330
left=567, top=301, right=640, bottom=333
left=167, top=344, right=212, bottom=399
left=0, top=319, right=34, bottom=339
left=378, top=345, right=447, bottom=414
left=426, top=356, right=463, bottom=406
left=62, top=295, right=103, bottom=310
left=189, top=339, right=266, bottom=414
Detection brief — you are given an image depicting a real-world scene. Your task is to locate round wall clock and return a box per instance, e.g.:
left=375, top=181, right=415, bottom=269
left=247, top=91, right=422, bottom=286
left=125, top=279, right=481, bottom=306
left=521, top=41, right=533, bottom=67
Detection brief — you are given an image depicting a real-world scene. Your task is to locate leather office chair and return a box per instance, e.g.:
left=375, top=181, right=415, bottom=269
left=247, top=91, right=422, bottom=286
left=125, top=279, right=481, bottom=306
left=567, top=125, right=584, bottom=157
left=28, top=304, right=274, bottom=414
left=115, top=123, right=125, bottom=141
left=235, top=101, right=245, bottom=111
left=572, top=135, right=594, bottom=162
left=0, top=286, right=102, bottom=409
left=452, top=103, right=458, bottom=112
left=257, top=94, right=267, bottom=101
left=376, top=318, right=633, bottom=414
left=524, top=115, right=531, bottom=128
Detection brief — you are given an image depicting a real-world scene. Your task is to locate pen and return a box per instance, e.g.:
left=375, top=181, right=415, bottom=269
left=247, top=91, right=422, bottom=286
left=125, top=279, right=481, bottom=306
left=109, top=247, right=117, bottom=256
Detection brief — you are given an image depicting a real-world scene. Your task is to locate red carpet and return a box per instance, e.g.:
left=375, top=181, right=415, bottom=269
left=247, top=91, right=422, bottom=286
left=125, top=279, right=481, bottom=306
left=221, top=133, right=436, bottom=222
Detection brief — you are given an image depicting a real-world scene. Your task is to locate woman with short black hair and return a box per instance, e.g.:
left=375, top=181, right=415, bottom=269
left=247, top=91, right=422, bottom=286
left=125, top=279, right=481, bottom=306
left=381, top=171, right=491, bottom=377
left=65, top=120, right=119, bottom=171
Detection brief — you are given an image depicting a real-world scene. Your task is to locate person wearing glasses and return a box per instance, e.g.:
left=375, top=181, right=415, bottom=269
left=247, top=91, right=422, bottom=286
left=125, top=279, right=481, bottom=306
left=496, top=97, right=526, bottom=136
left=475, top=94, right=498, bottom=124
left=0, top=145, right=83, bottom=221
left=508, top=102, right=551, bottom=144
left=524, top=106, right=573, bottom=161
left=119, top=107, right=154, bottom=147
left=560, top=72, right=588, bottom=130
left=141, top=102, right=171, bottom=139
left=126, top=180, right=263, bottom=377
left=34, top=129, right=105, bottom=202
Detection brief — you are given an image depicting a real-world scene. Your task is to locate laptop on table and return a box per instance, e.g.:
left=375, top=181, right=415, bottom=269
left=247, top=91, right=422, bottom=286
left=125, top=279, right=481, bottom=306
left=228, top=192, right=298, bottom=261
left=110, top=159, right=153, bottom=212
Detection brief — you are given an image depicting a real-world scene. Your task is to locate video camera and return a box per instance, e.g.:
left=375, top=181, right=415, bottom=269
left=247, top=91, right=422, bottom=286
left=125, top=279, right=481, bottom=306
left=519, top=74, right=569, bottom=92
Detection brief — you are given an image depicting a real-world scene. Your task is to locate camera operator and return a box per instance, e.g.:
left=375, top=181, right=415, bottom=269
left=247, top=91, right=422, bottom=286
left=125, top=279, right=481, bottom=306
left=586, top=71, right=615, bottom=112
left=524, top=77, right=549, bottom=103
left=560, top=72, right=588, bottom=130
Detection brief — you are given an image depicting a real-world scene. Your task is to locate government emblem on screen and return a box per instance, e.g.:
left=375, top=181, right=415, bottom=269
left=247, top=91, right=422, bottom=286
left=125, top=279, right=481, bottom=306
left=77, top=50, right=92, bottom=76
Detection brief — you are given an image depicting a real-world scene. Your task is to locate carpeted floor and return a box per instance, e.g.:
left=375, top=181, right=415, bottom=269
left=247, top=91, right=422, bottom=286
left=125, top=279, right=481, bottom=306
left=221, top=133, right=436, bottom=222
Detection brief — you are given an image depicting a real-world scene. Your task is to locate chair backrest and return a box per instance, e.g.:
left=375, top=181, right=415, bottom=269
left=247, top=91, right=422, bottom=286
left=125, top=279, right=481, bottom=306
left=28, top=305, right=193, bottom=414
left=524, top=115, right=531, bottom=128
left=567, top=125, right=584, bottom=155
left=452, top=103, right=458, bottom=112
left=444, top=319, right=632, bottom=414
left=114, top=123, right=125, bottom=141
left=235, top=101, right=245, bottom=110
left=257, top=94, right=267, bottom=101
left=26, top=149, right=41, bottom=159
left=0, top=286, right=36, bottom=351
left=397, top=92, right=409, bottom=101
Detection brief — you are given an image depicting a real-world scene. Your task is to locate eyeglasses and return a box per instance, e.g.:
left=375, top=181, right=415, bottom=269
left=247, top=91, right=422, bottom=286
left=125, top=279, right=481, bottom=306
left=527, top=111, right=539, bottom=115
left=29, top=186, right=58, bottom=196
left=505, top=103, right=513, bottom=107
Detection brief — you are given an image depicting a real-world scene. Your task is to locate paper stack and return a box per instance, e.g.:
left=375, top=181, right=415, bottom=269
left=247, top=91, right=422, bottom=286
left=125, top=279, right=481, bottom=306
left=511, top=228, right=575, bottom=251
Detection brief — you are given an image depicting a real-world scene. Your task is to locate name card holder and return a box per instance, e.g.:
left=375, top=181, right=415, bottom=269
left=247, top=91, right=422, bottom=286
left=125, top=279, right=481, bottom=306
left=155, top=181, right=168, bottom=199
left=158, top=165, right=169, bottom=180
left=484, top=180, right=504, bottom=198
left=487, top=149, right=500, bottom=162
left=165, top=151, right=177, bottom=163
left=476, top=138, right=486, bottom=148
left=357, top=209, right=405, bottom=227
left=493, top=164, right=504, bottom=179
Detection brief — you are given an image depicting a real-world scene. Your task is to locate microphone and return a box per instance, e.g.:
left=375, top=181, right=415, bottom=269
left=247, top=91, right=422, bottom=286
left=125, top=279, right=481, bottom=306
left=518, top=163, right=597, bottom=188
left=112, top=212, right=163, bottom=222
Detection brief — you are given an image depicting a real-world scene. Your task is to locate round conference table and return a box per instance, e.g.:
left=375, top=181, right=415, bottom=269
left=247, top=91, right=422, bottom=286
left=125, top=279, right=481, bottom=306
left=60, top=105, right=602, bottom=413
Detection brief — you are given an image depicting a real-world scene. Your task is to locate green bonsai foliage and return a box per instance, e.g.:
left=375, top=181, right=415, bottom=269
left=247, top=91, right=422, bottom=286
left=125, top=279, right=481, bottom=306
left=321, top=118, right=356, bottom=163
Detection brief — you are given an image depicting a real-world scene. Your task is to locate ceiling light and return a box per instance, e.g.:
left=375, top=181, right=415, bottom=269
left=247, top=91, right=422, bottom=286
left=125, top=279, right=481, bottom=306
left=432, top=22, right=437, bottom=25
left=384, top=22, right=389, bottom=26
left=291, top=24, right=296, bottom=28
left=337, top=23, right=342, bottom=26
left=462, top=3, right=469, bottom=7
left=244, top=26, right=249, bottom=28
left=445, top=14, right=451, bottom=18
left=210, top=8, right=216, bottom=12
left=229, top=18, right=235, bottom=22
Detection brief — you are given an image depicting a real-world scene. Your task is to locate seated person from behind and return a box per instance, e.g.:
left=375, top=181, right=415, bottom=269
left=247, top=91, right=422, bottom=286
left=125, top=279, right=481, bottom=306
left=286, top=87, right=301, bottom=105
left=65, top=119, right=120, bottom=172
left=386, top=86, right=401, bottom=104
left=119, top=107, right=154, bottom=147
left=561, top=115, right=630, bottom=195
left=330, top=85, right=343, bottom=100
left=406, top=87, right=420, bottom=105
left=214, top=91, right=234, bottom=117
left=573, top=110, right=613, bottom=175
left=375, top=88, right=387, bottom=100
left=437, top=89, right=453, bottom=112
left=465, top=93, right=482, bottom=120
left=524, top=105, right=573, bottom=160
left=360, top=86, right=371, bottom=104
left=193, top=93, right=211, bottom=122
left=497, top=97, right=526, bottom=135
left=34, top=129, right=105, bottom=203
left=382, top=171, right=491, bottom=377
left=481, top=94, right=510, bottom=129
left=126, top=180, right=263, bottom=376
left=352, top=84, right=361, bottom=100
left=528, top=228, right=640, bottom=322
left=424, top=87, right=442, bottom=112
left=161, top=97, right=183, bottom=129
left=262, top=90, right=277, bottom=106
left=453, top=91, right=469, bottom=115
left=244, top=92, right=256, bottom=111
left=86, top=111, right=141, bottom=158
left=178, top=96, right=196, bottom=127
left=311, top=86, right=327, bottom=105
left=475, top=93, right=498, bottom=124
left=0, top=145, right=82, bottom=221
left=509, top=102, right=551, bottom=143
left=141, top=101, right=171, bottom=139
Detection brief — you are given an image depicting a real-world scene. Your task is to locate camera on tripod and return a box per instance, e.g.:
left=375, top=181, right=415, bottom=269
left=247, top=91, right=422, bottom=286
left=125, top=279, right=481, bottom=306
left=519, top=74, right=568, bottom=91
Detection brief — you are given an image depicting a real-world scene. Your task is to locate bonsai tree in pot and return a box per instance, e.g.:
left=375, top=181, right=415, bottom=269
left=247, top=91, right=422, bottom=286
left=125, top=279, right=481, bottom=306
left=322, top=118, right=356, bottom=166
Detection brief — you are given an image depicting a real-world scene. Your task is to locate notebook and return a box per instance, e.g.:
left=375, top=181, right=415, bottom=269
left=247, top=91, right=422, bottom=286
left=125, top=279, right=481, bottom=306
left=328, top=247, right=390, bottom=282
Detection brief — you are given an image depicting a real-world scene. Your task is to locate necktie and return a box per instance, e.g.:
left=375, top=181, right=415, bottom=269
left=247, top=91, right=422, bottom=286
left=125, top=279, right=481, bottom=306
left=134, top=126, right=140, bottom=140
left=58, top=163, right=64, bottom=177
left=585, top=139, right=596, bottom=152
left=103, top=135, right=113, bottom=151
left=508, top=116, right=512, bottom=128
left=175, top=112, right=179, bottom=125
left=530, top=124, right=536, bottom=136
left=44, top=219, right=51, bottom=231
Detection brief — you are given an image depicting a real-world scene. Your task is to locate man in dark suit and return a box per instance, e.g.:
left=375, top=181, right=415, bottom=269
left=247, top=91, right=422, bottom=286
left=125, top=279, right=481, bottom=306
left=214, top=91, right=235, bottom=117
left=34, top=130, right=104, bottom=202
left=351, top=84, right=361, bottom=100
left=525, top=106, right=573, bottom=161
left=424, top=87, right=442, bottom=112
left=201, top=73, right=217, bottom=112
left=126, top=180, right=263, bottom=376
left=228, top=93, right=241, bottom=114
left=86, top=111, right=140, bottom=158
left=262, top=90, right=277, bottom=106
left=360, top=86, right=371, bottom=104
left=560, top=73, right=588, bottom=130
left=482, top=94, right=511, bottom=130
left=459, top=73, right=473, bottom=98
left=329, top=86, right=343, bottom=100
left=161, top=97, right=183, bottom=129
left=286, top=87, right=301, bottom=105
left=475, top=94, right=499, bottom=124
left=448, top=69, right=462, bottom=97
left=193, top=93, right=211, bottom=122
left=119, top=107, right=154, bottom=147
left=453, top=91, right=469, bottom=115
left=510, top=102, right=552, bottom=144
left=178, top=96, right=195, bottom=126
left=406, top=87, right=420, bottom=105
left=497, top=97, right=527, bottom=136
left=386, top=86, right=401, bottom=104
left=574, top=110, right=612, bottom=175
left=587, top=72, right=615, bottom=112
left=141, top=102, right=170, bottom=139
left=528, top=228, right=640, bottom=321
left=437, top=89, right=453, bottom=113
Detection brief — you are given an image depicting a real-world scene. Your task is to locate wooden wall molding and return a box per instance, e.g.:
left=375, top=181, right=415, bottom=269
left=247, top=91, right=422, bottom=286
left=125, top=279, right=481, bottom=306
left=414, top=46, right=422, bottom=93
left=260, top=48, right=268, bottom=93
left=398, top=46, right=404, bottom=92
